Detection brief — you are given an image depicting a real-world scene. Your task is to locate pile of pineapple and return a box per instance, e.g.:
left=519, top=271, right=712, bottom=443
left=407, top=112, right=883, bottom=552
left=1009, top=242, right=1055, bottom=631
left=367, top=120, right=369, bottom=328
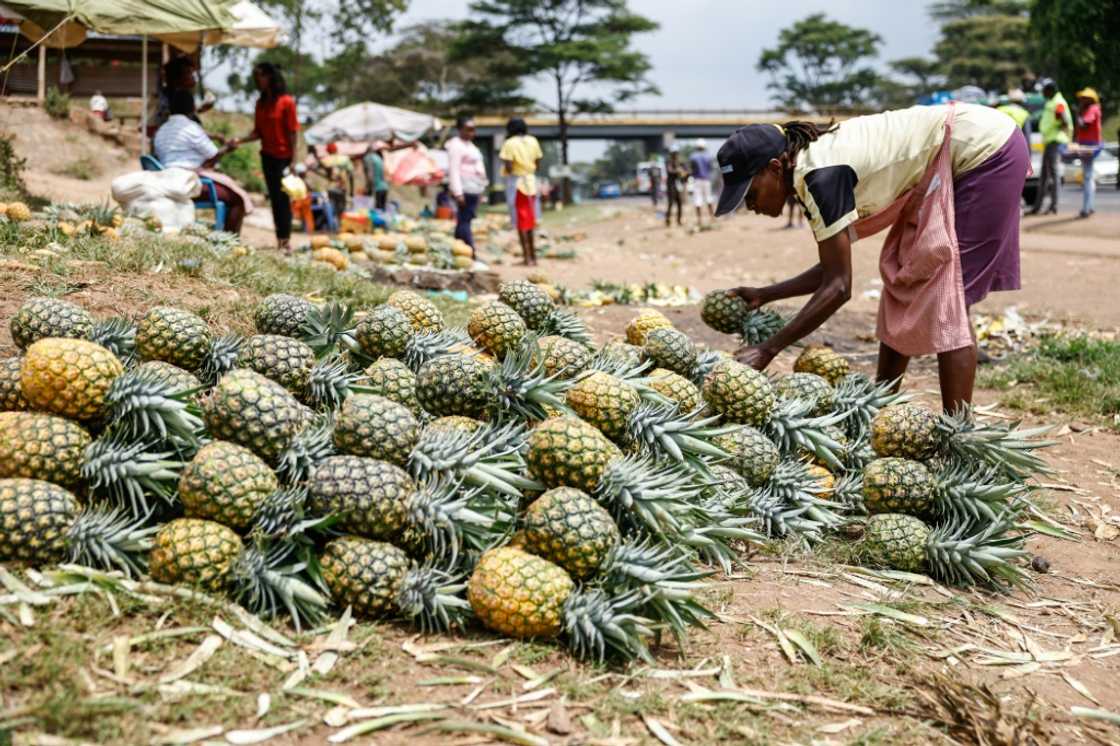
left=0, top=282, right=1052, bottom=662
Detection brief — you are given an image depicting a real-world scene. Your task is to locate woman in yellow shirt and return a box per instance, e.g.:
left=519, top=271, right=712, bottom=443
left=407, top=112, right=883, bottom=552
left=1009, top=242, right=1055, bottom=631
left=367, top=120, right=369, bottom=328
left=500, top=117, right=544, bottom=265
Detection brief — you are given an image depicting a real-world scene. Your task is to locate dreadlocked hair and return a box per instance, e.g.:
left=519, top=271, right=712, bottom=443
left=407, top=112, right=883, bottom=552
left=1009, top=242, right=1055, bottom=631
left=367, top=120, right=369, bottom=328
left=781, top=121, right=839, bottom=159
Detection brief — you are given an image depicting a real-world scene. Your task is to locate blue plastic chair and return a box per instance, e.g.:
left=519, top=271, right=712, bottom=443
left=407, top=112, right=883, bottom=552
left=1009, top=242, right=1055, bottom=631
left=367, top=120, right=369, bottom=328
left=140, top=154, right=227, bottom=231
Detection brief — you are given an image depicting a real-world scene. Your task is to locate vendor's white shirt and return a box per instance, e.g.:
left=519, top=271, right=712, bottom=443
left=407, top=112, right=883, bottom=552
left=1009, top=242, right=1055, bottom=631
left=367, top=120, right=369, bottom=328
left=153, top=114, right=218, bottom=170
left=89, top=94, right=108, bottom=113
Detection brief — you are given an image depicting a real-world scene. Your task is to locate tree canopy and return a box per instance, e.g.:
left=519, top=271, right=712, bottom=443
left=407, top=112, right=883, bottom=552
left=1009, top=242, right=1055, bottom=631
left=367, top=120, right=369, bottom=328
left=756, top=13, right=883, bottom=114
left=1031, top=0, right=1120, bottom=117
left=930, top=0, right=1031, bottom=92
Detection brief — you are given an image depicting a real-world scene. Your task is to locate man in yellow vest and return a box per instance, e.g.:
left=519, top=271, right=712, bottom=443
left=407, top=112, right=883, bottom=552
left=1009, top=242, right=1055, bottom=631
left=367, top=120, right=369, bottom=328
left=1028, top=79, right=1073, bottom=215
left=996, top=89, right=1032, bottom=141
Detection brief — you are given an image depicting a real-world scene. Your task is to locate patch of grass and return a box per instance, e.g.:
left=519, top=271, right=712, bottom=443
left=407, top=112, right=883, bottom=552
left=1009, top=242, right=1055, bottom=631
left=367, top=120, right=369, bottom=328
left=51, top=156, right=100, bottom=181
left=979, top=334, right=1120, bottom=427
left=858, top=616, right=919, bottom=654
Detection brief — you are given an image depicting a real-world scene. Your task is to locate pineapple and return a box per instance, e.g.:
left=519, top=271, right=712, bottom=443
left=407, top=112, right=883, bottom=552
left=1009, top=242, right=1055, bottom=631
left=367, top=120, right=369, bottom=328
left=499, top=280, right=555, bottom=330
left=136, top=361, right=202, bottom=395
left=307, top=456, right=412, bottom=541
left=712, top=425, right=780, bottom=487
left=0, top=478, right=153, bottom=576
left=201, top=369, right=309, bottom=461
left=862, top=458, right=934, bottom=515
left=794, top=345, right=850, bottom=385
left=625, top=309, right=673, bottom=346
left=180, top=441, right=279, bottom=530
left=535, top=335, right=593, bottom=379
left=10, top=297, right=94, bottom=350
left=700, top=290, right=749, bottom=334
left=643, top=327, right=697, bottom=378
left=0, top=357, right=29, bottom=411
left=363, top=357, right=422, bottom=414
left=236, top=334, right=317, bottom=396
left=150, top=518, right=326, bottom=629
left=646, top=368, right=704, bottom=414
left=774, top=372, right=835, bottom=417
left=85, top=317, right=137, bottom=369
left=319, top=537, right=469, bottom=632
left=5, top=201, right=31, bottom=222
left=387, top=290, right=444, bottom=332
left=255, top=294, right=314, bottom=337
left=0, top=412, right=91, bottom=487
left=333, top=394, right=419, bottom=466
left=862, top=457, right=1024, bottom=524
left=831, top=373, right=906, bottom=441
left=468, top=546, right=652, bottom=661
left=527, top=416, right=623, bottom=494
left=415, top=353, right=492, bottom=419
left=566, top=371, right=640, bottom=441
left=702, top=358, right=775, bottom=428
left=861, top=513, right=1029, bottom=590
left=598, top=340, right=646, bottom=369
left=520, top=488, right=620, bottom=580
left=425, top=416, right=484, bottom=437
left=20, top=338, right=124, bottom=421
left=355, top=305, right=412, bottom=360
left=136, top=306, right=212, bottom=371
left=871, top=404, right=939, bottom=460
left=468, top=301, right=527, bottom=359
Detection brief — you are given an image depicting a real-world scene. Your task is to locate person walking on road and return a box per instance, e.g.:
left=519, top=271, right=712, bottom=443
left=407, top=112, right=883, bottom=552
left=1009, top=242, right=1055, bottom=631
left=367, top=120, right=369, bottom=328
left=446, top=115, right=489, bottom=258
left=689, top=140, right=715, bottom=227
left=1028, top=79, right=1072, bottom=216
left=1074, top=87, right=1103, bottom=218
left=664, top=147, right=687, bottom=227
left=231, top=63, right=299, bottom=253
left=500, top=117, right=544, bottom=266
left=714, top=103, right=1028, bottom=413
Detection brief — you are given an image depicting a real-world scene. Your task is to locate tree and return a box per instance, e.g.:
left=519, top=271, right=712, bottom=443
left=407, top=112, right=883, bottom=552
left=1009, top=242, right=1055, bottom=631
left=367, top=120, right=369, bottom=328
left=451, top=0, right=660, bottom=200
left=1031, top=0, right=1120, bottom=117
left=589, top=141, right=645, bottom=183
left=875, top=56, right=946, bottom=108
left=929, top=0, right=1031, bottom=93
left=756, top=14, right=883, bottom=114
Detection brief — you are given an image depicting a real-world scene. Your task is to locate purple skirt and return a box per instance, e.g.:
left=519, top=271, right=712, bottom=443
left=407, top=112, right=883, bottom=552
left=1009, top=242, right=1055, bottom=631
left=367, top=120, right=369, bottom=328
left=954, top=129, right=1029, bottom=306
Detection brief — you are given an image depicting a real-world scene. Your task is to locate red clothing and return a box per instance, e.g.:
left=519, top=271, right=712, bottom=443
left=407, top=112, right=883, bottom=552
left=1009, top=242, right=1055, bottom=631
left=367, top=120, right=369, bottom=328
left=1076, top=102, right=1101, bottom=144
left=515, top=191, right=536, bottom=231
left=255, top=94, right=299, bottom=159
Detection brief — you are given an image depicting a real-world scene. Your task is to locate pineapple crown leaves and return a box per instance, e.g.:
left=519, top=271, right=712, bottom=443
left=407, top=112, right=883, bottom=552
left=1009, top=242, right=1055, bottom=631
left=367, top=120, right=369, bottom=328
left=86, top=317, right=137, bottom=367
left=744, top=490, right=824, bottom=543
left=587, top=349, right=651, bottom=379
left=80, top=429, right=183, bottom=519
left=299, top=301, right=358, bottom=359
left=249, top=485, right=331, bottom=543
left=674, top=503, right=769, bottom=573
left=409, top=420, right=542, bottom=499
left=228, top=540, right=329, bottom=632
left=403, top=327, right=471, bottom=372
left=199, top=334, right=245, bottom=387
left=937, top=407, right=1055, bottom=482
left=67, top=506, right=158, bottom=578
left=763, top=460, right=847, bottom=529
left=930, top=462, right=1030, bottom=528
left=624, top=401, right=738, bottom=464
left=738, top=308, right=786, bottom=347
left=690, top=350, right=726, bottom=388
left=395, top=563, right=473, bottom=634
left=275, top=415, right=336, bottom=487
left=926, top=512, right=1031, bottom=591
left=594, top=454, right=701, bottom=538
left=304, top=355, right=363, bottom=411
left=101, top=368, right=204, bottom=445
left=539, top=308, right=594, bottom=349
left=562, top=587, right=654, bottom=664
left=832, top=374, right=910, bottom=441
left=485, top=335, right=573, bottom=421
left=405, top=479, right=514, bottom=568
left=762, top=398, right=847, bottom=471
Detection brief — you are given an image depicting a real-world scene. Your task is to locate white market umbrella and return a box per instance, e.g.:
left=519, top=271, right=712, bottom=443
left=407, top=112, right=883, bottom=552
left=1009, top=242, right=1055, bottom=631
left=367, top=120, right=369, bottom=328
left=158, top=0, right=283, bottom=51
left=305, top=101, right=442, bottom=145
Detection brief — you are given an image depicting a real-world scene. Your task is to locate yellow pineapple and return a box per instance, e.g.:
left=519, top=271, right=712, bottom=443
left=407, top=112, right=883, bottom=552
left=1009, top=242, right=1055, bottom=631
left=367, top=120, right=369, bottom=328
left=20, top=338, right=124, bottom=421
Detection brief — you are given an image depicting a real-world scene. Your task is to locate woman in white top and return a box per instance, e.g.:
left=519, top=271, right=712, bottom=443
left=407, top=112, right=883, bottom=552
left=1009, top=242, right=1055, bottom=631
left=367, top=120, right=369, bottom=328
left=445, top=115, right=488, bottom=258
left=153, top=91, right=252, bottom=234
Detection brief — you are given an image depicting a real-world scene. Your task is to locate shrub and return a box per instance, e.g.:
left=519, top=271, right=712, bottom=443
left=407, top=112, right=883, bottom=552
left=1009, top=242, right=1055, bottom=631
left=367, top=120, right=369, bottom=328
left=0, top=132, right=28, bottom=196
left=45, top=87, right=71, bottom=120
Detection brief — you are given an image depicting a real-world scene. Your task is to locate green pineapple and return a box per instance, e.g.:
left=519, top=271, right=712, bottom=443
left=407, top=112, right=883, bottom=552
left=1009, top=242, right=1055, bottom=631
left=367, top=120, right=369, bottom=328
left=201, top=369, right=309, bottom=462
left=415, top=353, right=492, bottom=419
left=356, top=305, right=412, bottom=360
left=255, top=294, right=313, bottom=337
left=861, top=513, right=1029, bottom=589
left=386, top=290, right=444, bottom=332
left=774, top=373, right=835, bottom=417
left=643, top=327, right=697, bottom=378
left=10, top=297, right=94, bottom=350
left=0, top=412, right=91, bottom=487
left=535, top=335, right=593, bottom=379
left=319, top=537, right=469, bottom=632
left=363, top=357, right=423, bottom=414
left=871, top=404, right=939, bottom=460
left=0, top=478, right=154, bottom=576
left=499, top=280, right=555, bottom=330
left=703, top=358, right=775, bottom=427
left=520, top=487, right=620, bottom=580
left=136, top=361, right=202, bottom=395
left=468, top=301, right=527, bottom=359
left=333, top=394, right=419, bottom=466
left=712, top=425, right=780, bottom=487
left=136, top=306, right=212, bottom=371
left=0, top=357, right=29, bottom=411
left=308, top=456, right=412, bottom=541
left=236, top=334, right=317, bottom=396
left=180, top=441, right=279, bottom=530
left=149, top=518, right=326, bottom=629
left=566, top=371, right=641, bottom=441
left=700, top=290, right=749, bottom=334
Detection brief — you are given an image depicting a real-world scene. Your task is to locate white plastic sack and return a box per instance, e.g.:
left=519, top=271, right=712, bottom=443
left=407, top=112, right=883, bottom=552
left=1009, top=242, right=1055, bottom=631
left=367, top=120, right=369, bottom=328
left=111, top=168, right=200, bottom=233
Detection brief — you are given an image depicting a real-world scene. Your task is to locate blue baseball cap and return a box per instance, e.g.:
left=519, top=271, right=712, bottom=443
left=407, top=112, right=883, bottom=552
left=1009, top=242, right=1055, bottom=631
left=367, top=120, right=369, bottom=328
left=715, top=124, right=787, bottom=217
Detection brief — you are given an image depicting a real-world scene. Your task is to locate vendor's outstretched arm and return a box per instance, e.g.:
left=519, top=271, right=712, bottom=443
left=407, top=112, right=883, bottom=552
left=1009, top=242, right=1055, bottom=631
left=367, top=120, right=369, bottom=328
left=736, top=231, right=853, bottom=369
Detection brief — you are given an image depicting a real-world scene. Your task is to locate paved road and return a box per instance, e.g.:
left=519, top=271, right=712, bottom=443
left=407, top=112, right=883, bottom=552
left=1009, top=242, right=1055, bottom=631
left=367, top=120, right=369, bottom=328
left=1054, top=182, right=1120, bottom=214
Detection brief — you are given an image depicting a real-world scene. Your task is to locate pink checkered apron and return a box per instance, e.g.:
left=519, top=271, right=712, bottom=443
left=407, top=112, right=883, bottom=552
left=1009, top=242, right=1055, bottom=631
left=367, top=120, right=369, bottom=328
left=850, top=104, right=973, bottom=357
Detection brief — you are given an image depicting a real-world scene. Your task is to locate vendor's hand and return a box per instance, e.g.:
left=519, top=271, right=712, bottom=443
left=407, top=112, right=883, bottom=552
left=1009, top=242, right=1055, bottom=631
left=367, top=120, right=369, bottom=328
left=734, top=344, right=776, bottom=371
left=728, top=286, right=766, bottom=310
left=454, top=194, right=466, bottom=206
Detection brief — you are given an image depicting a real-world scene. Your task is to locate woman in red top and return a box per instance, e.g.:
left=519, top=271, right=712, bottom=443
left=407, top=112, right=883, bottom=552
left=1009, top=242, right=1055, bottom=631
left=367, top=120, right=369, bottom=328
left=233, top=63, right=300, bottom=252
left=1074, top=87, right=1103, bottom=219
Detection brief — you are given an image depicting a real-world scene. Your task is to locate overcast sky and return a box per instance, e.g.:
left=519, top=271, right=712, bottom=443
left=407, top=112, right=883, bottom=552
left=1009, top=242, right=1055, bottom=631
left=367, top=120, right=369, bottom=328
left=391, top=0, right=940, bottom=110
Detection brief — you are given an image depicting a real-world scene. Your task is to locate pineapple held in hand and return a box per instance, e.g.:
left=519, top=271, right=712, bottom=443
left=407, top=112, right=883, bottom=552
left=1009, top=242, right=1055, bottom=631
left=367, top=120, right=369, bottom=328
left=700, top=289, right=749, bottom=334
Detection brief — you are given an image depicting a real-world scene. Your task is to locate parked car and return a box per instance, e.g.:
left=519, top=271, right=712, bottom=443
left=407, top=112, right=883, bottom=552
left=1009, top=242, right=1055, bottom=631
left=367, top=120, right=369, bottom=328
left=1067, top=147, right=1118, bottom=188
left=595, top=182, right=622, bottom=199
